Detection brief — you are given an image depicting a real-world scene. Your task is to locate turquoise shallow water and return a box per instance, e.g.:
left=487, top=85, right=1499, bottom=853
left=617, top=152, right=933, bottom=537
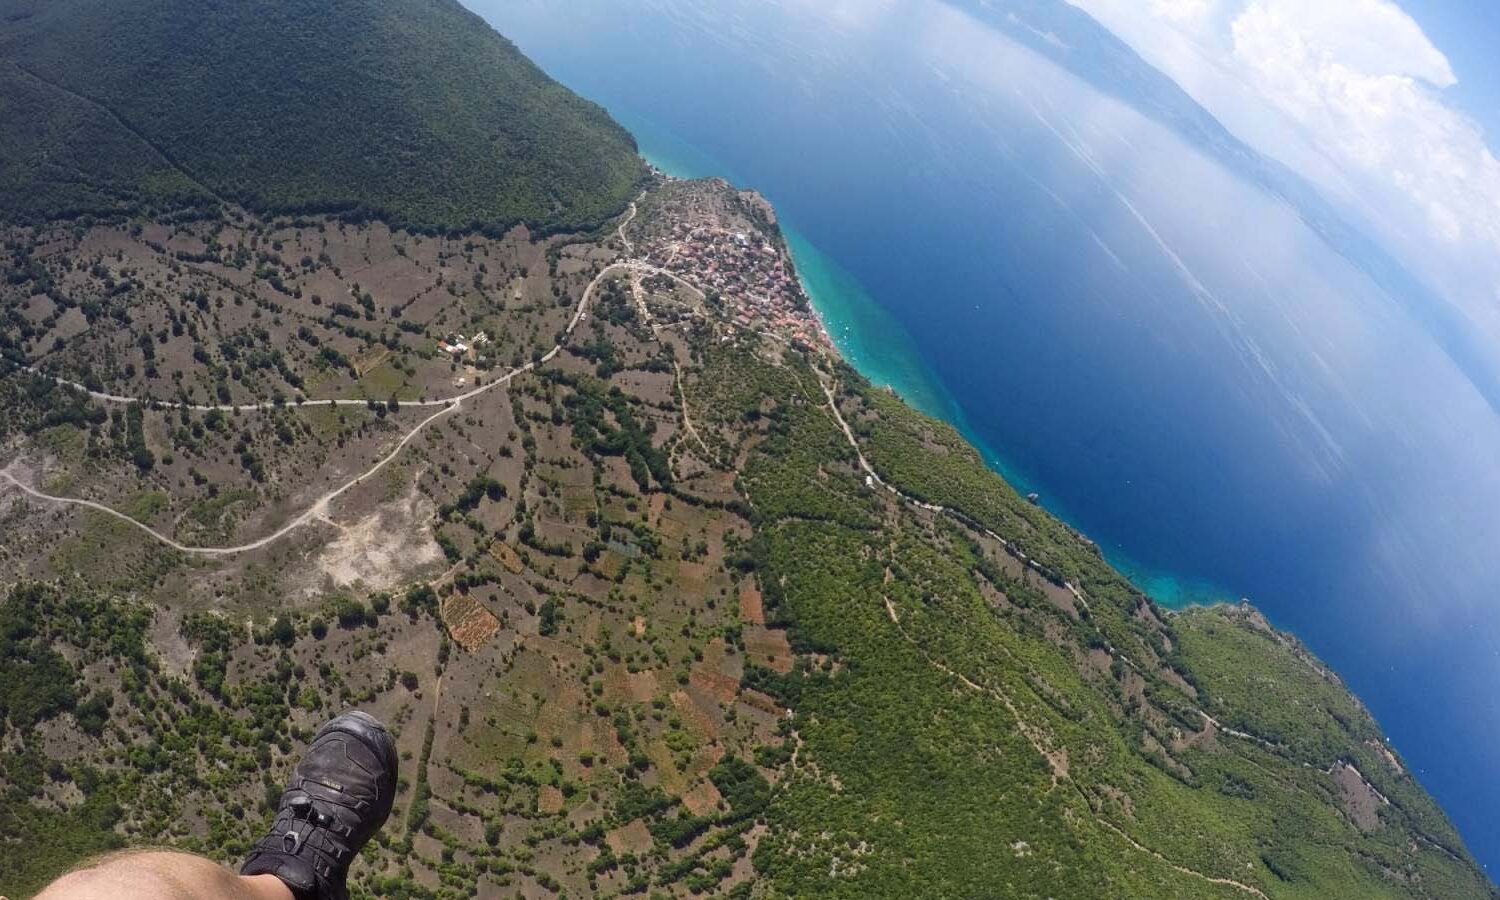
left=634, top=113, right=1234, bottom=609
left=792, top=234, right=1236, bottom=608
left=632, top=113, right=956, bottom=429
left=474, top=0, right=1500, bottom=868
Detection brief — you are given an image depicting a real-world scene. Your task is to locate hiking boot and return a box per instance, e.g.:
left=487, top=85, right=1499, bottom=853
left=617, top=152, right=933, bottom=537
left=241, top=710, right=399, bottom=900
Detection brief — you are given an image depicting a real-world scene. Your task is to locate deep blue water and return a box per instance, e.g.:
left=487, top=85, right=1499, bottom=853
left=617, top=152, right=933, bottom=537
left=472, top=0, right=1500, bottom=872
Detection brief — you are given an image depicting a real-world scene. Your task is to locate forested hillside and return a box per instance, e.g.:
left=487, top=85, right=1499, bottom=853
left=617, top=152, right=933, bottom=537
left=1, top=174, right=1493, bottom=899
left=0, top=2, right=1493, bottom=897
left=0, top=0, right=645, bottom=231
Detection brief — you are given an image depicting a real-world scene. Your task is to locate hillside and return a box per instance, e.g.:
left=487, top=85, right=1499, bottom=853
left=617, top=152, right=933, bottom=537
left=0, top=5, right=1495, bottom=899
left=0, top=0, right=645, bottom=231
left=1, top=175, right=1493, bottom=899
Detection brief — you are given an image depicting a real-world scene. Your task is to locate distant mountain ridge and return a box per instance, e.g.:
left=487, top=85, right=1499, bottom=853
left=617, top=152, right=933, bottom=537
left=0, top=0, right=646, bottom=232
left=949, top=0, right=1500, bottom=420
left=0, top=1, right=1496, bottom=897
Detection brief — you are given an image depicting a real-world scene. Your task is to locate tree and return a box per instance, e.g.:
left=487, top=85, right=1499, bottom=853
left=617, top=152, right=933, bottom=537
left=539, top=598, right=561, bottom=636
left=270, top=617, right=295, bottom=647
left=334, top=598, right=369, bottom=630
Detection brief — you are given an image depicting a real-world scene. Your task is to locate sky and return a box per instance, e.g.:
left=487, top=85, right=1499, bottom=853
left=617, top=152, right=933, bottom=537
left=1400, top=1, right=1500, bottom=138
left=1061, top=0, right=1500, bottom=390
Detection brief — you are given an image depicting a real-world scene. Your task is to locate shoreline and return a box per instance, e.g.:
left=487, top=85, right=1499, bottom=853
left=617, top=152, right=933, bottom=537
left=643, top=147, right=1238, bottom=611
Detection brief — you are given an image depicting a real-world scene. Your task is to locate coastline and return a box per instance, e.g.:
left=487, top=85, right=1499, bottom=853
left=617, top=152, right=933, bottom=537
left=470, top=8, right=1500, bottom=866
left=639, top=136, right=1235, bottom=610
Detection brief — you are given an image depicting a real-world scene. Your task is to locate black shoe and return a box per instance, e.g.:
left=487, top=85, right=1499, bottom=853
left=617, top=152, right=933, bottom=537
left=241, top=711, right=399, bottom=900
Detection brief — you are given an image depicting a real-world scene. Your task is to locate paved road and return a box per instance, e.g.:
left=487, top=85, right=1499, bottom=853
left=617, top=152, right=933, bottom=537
left=3, top=255, right=639, bottom=555
left=6, top=225, right=800, bottom=560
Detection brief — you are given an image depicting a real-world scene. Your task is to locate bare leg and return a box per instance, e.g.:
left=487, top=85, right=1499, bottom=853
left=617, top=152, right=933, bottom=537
left=35, top=850, right=293, bottom=900
left=36, top=713, right=396, bottom=900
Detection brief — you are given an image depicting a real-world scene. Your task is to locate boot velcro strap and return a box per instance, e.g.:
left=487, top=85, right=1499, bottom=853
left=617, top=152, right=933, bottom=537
left=291, top=774, right=372, bottom=813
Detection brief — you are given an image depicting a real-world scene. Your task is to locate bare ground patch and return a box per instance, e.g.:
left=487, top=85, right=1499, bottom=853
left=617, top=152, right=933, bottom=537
left=305, top=479, right=444, bottom=594
left=606, top=819, right=654, bottom=855
left=442, top=593, right=501, bottom=653
left=738, top=585, right=765, bottom=625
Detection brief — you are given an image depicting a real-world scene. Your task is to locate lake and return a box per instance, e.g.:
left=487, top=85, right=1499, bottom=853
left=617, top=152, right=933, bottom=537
left=473, top=0, right=1500, bottom=871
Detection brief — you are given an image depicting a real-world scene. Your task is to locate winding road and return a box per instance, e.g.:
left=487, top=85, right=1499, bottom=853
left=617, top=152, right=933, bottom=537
left=3, top=251, right=644, bottom=556
left=7, top=194, right=1280, bottom=896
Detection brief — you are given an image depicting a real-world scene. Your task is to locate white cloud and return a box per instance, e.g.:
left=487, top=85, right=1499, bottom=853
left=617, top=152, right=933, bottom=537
left=1240, top=0, right=1454, bottom=86
left=1067, top=0, right=1500, bottom=336
left=1145, top=0, right=1219, bottom=28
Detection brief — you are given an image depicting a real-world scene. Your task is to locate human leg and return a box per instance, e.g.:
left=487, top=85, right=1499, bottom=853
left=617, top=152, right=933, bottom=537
left=35, top=850, right=292, bottom=900
left=36, top=710, right=397, bottom=900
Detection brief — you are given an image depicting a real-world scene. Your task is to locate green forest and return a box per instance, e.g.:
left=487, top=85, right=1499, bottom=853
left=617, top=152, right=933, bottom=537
left=0, top=0, right=646, bottom=232
left=0, top=0, right=1494, bottom=895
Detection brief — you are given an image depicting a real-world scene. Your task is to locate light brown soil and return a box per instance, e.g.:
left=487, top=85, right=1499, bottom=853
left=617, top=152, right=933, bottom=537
left=537, top=785, right=565, bottom=815
left=681, top=779, right=724, bottom=817
left=442, top=593, right=501, bottom=652
left=744, top=626, right=794, bottom=673
left=606, top=819, right=654, bottom=855
left=738, top=585, right=765, bottom=625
